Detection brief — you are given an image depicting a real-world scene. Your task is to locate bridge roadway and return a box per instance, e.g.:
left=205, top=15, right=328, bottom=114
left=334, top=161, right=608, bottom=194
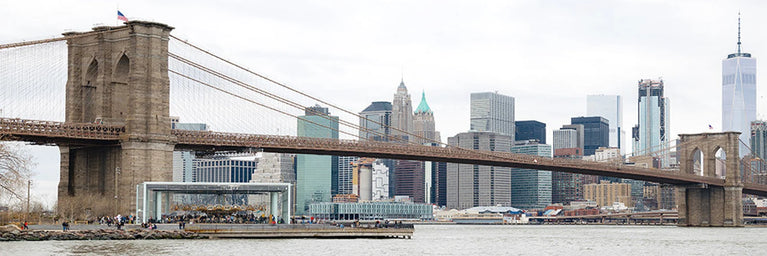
left=4, top=118, right=767, bottom=196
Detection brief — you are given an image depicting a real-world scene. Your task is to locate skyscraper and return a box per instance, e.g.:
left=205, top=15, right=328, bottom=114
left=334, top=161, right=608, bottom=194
left=551, top=128, right=598, bottom=205
left=394, top=160, right=425, bottom=203
left=511, top=140, right=552, bottom=209
left=571, top=116, right=609, bottom=156
left=552, top=148, right=597, bottom=205
left=587, top=95, right=624, bottom=153
left=251, top=153, right=295, bottom=184
left=413, top=90, right=445, bottom=205
left=337, top=156, right=359, bottom=195
left=296, top=105, right=339, bottom=214
left=413, top=91, right=440, bottom=144
left=556, top=124, right=584, bottom=153
left=751, top=121, right=767, bottom=159
left=359, top=101, right=397, bottom=197
left=429, top=161, right=448, bottom=206
left=470, top=92, right=515, bottom=138
left=249, top=152, right=295, bottom=213
left=553, top=129, right=579, bottom=151
left=371, top=160, right=390, bottom=201
left=723, top=15, right=757, bottom=157
left=359, top=101, right=393, bottom=141
left=171, top=122, right=208, bottom=183
left=632, top=79, right=670, bottom=167
left=447, top=131, right=513, bottom=209
left=391, top=79, right=414, bottom=142
left=515, top=120, right=546, bottom=144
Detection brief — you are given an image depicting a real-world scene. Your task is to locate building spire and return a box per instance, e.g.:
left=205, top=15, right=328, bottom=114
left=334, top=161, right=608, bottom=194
left=737, top=12, right=742, bottom=55
left=415, top=90, right=432, bottom=114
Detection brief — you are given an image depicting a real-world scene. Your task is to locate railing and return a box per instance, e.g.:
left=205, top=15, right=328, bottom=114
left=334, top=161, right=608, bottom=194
left=0, top=118, right=124, bottom=140
left=0, top=117, right=762, bottom=190
left=173, top=129, right=720, bottom=185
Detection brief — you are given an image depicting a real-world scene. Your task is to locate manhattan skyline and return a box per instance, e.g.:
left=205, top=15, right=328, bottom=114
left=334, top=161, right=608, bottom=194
left=1, top=0, right=766, bottom=206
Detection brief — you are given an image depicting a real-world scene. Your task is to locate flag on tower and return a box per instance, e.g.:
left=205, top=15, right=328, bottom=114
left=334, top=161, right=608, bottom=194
left=117, top=11, right=128, bottom=22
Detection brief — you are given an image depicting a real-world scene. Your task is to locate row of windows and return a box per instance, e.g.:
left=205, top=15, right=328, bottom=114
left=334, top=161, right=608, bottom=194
left=194, top=160, right=257, bottom=167
left=723, top=73, right=756, bottom=85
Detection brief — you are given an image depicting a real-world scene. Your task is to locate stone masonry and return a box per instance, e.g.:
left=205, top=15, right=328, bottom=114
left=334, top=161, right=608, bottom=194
left=58, top=21, right=176, bottom=216
left=676, top=132, right=743, bottom=227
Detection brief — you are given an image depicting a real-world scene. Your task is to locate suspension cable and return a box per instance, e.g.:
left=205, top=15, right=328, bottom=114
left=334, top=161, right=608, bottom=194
left=168, top=35, right=445, bottom=147
left=169, top=69, right=364, bottom=140
left=167, top=36, right=719, bottom=174
left=169, top=53, right=405, bottom=144
left=169, top=51, right=572, bottom=167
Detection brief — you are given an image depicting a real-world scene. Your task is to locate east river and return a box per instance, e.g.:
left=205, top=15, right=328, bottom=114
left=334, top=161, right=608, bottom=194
left=3, top=225, right=767, bottom=255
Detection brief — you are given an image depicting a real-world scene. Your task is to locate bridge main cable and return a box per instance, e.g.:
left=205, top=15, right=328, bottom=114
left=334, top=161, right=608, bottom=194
left=168, top=69, right=365, bottom=140
left=167, top=35, right=716, bottom=174
left=168, top=53, right=402, bottom=144
left=0, top=27, right=131, bottom=50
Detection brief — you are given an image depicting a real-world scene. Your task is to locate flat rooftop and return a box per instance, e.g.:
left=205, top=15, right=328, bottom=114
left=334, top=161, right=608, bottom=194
left=139, top=182, right=291, bottom=194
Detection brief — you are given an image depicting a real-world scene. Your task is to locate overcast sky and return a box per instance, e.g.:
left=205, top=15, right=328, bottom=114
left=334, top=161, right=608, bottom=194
left=2, top=0, right=767, bottom=207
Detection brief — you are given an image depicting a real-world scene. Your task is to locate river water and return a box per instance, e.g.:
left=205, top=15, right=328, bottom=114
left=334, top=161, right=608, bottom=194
left=2, top=225, right=766, bottom=255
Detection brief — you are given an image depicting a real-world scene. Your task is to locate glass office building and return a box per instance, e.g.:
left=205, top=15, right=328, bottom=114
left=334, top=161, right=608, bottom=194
left=515, top=120, right=546, bottom=144
left=723, top=17, right=756, bottom=157
left=296, top=105, right=339, bottom=215
left=632, top=79, right=671, bottom=167
left=587, top=95, right=624, bottom=153
left=571, top=116, right=609, bottom=156
left=511, top=141, right=552, bottom=209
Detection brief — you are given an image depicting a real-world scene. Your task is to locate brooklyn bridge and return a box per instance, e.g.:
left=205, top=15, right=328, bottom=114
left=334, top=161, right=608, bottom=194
left=1, top=21, right=765, bottom=227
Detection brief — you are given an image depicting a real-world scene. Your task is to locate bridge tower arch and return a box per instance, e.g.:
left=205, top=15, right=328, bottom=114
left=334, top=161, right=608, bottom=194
left=58, top=21, right=176, bottom=216
left=677, top=132, right=743, bottom=227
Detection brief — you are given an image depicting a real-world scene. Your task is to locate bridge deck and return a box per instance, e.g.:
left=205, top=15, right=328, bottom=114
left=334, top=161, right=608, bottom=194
left=2, top=118, right=766, bottom=196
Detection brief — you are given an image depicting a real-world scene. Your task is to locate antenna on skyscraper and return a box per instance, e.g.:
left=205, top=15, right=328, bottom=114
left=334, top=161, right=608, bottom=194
left=738, top=12, right=742, bottom=55
left=401, top=65, right=404, bottom=83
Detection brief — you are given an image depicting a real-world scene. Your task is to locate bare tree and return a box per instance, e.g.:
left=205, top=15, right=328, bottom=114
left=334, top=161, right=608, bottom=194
left=58, top=193, right=112, bottom=221
left=0, top=138, right=34, bottom=205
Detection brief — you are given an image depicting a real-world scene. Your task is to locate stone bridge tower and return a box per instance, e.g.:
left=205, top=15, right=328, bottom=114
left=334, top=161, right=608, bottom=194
left=58, top=21, right=176, bottom=216
left=676, top=132, right=743, bottom=227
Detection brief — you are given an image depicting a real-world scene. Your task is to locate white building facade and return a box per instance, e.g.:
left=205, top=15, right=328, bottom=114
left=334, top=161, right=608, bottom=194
left=470, top=92, right=515, bottom=138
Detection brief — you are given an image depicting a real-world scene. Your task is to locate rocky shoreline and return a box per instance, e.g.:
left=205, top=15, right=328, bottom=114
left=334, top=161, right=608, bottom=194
left=0, top=225, right=204, bottom=241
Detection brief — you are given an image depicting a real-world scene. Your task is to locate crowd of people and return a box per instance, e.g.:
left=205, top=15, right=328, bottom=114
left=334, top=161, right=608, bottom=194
left=151, top=211, right=284, bottom=225
left=50, top=211, right=407, bottom=231
left=96, top=214, right=135, bottom=230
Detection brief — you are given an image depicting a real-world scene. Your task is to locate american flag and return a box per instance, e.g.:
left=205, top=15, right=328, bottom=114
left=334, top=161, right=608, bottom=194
left=118, top=11, right=128, bottom=22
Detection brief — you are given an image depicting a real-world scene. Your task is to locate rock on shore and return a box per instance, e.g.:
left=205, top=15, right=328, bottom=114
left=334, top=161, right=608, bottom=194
left=0, top=229, right=204, bottom=241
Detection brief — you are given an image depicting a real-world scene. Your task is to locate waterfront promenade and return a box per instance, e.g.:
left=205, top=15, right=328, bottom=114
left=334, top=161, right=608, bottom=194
left=3, top=223, right=414, bottom=240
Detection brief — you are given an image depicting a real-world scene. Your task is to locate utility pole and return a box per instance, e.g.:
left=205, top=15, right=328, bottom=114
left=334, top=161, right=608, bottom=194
left=26, top=180, right=30, bottom=223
